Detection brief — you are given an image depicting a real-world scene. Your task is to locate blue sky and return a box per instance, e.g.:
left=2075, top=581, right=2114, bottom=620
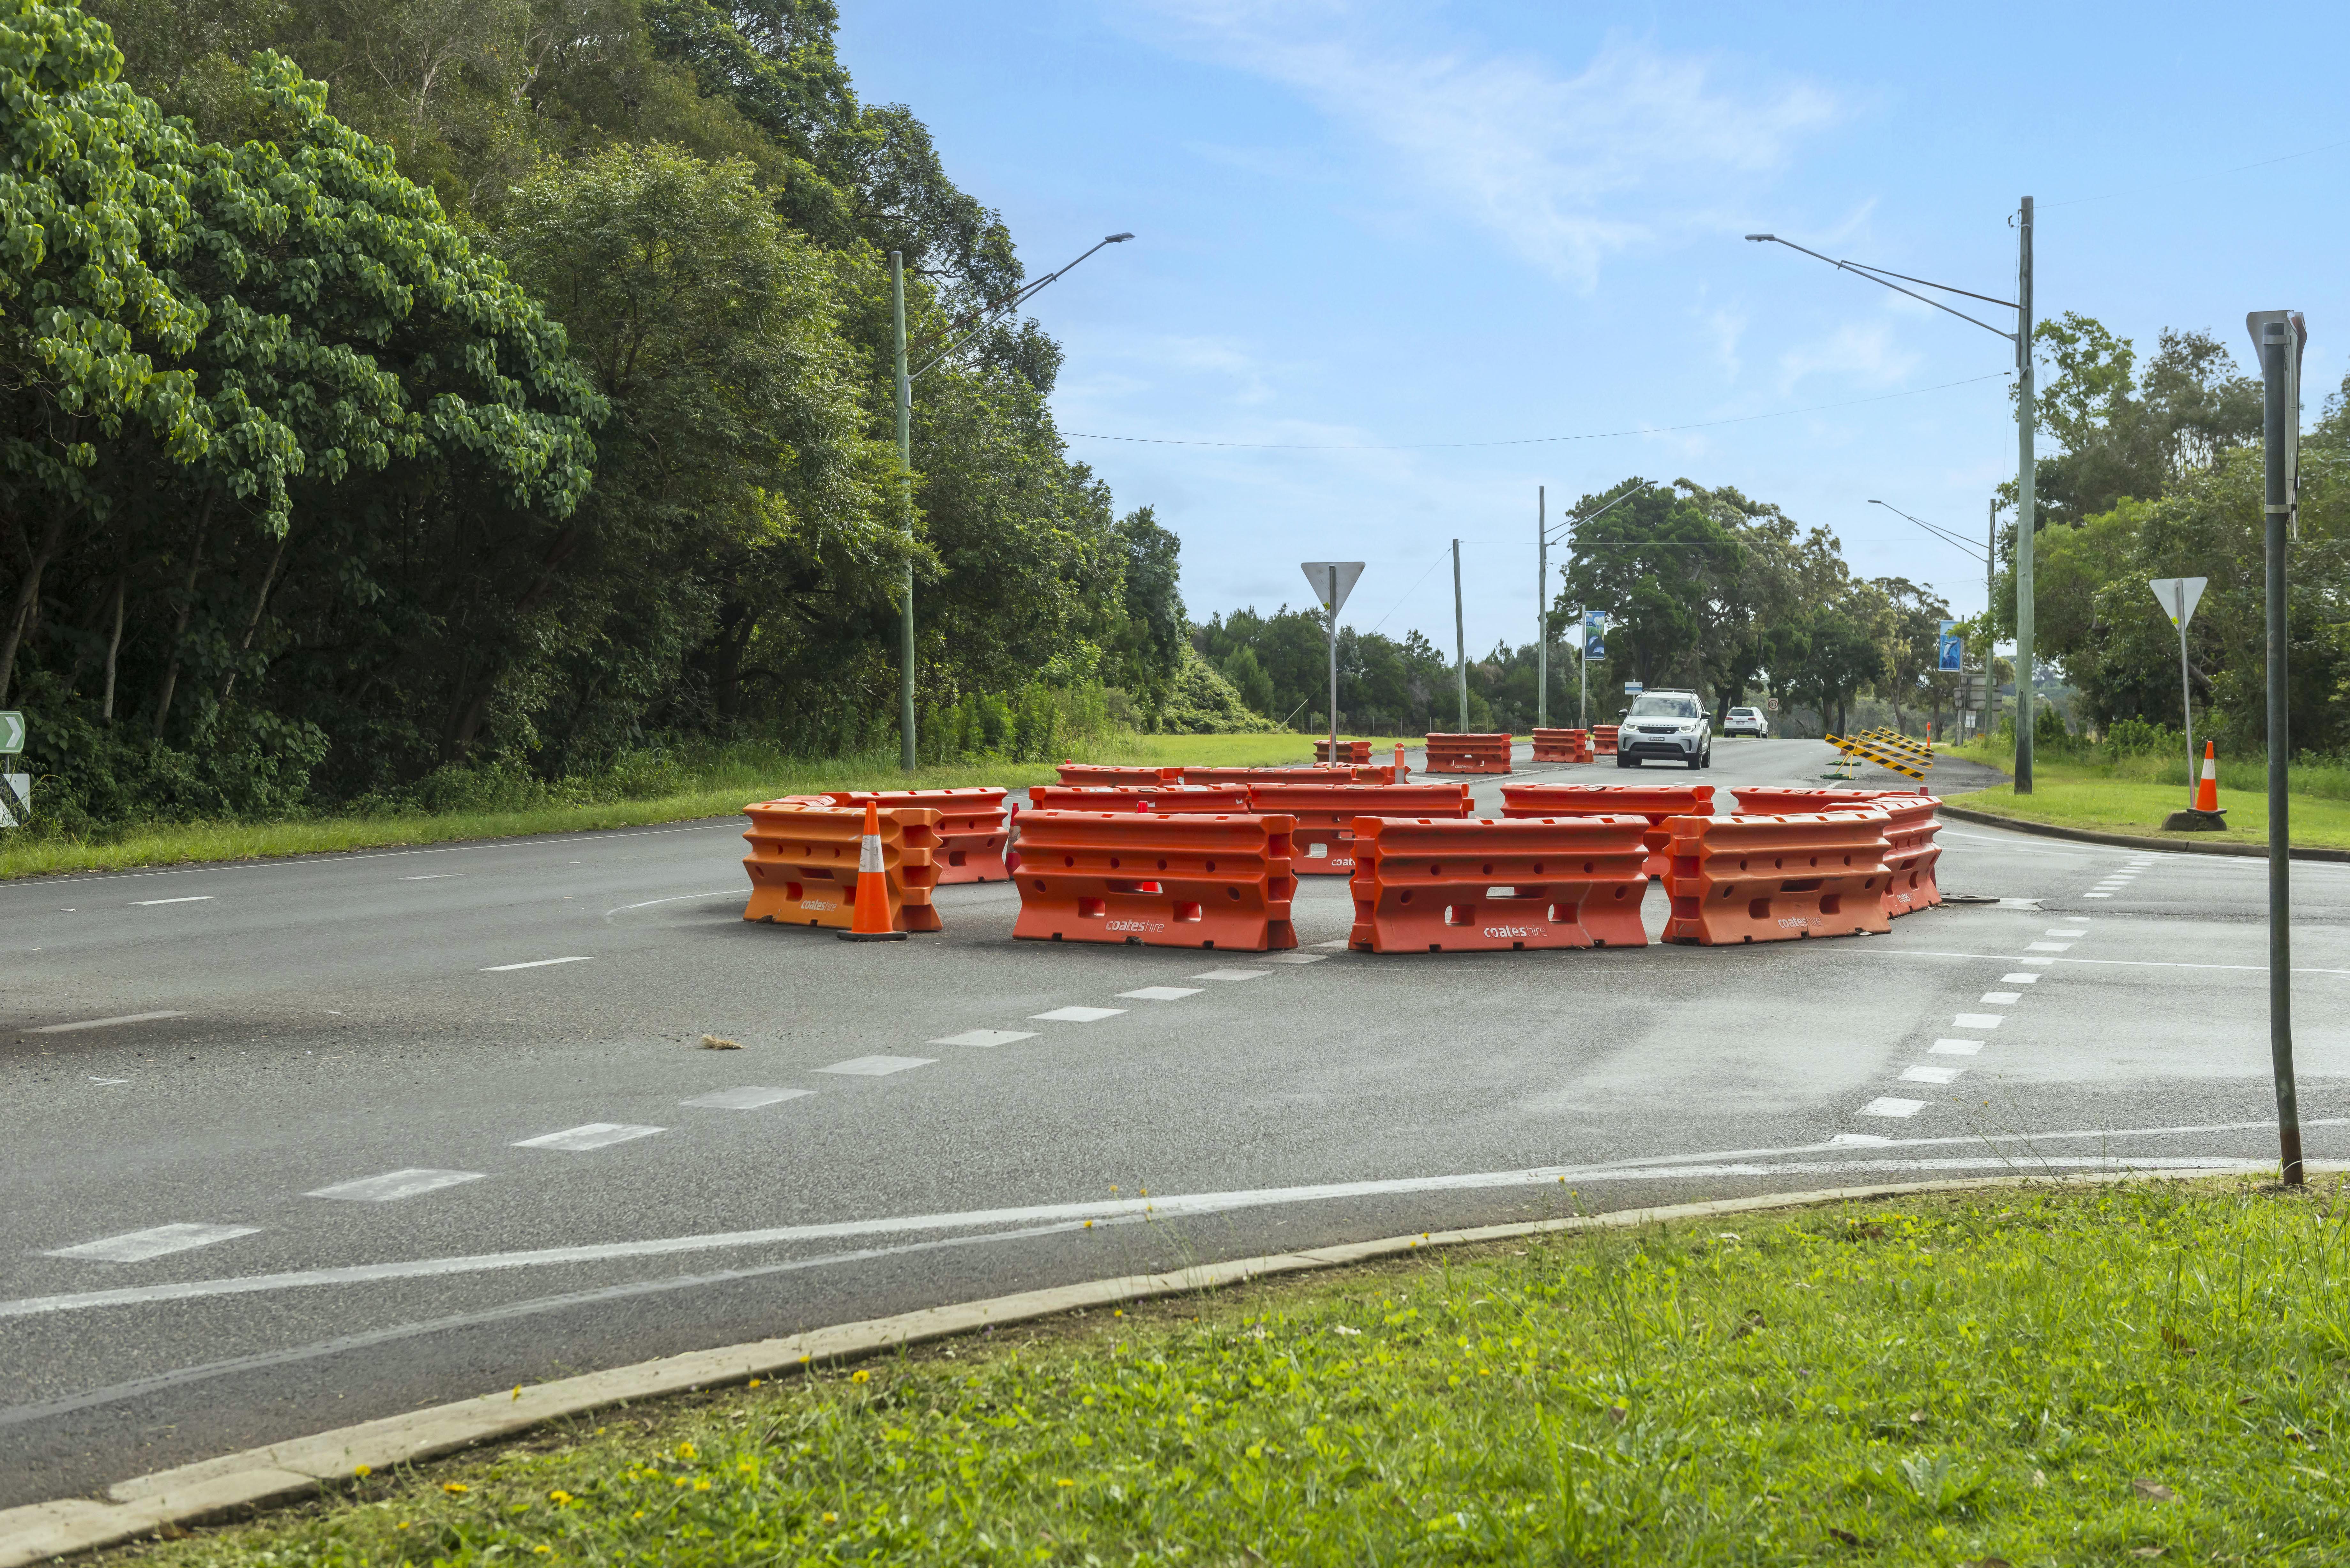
left=839, top=1, right=2348, bottom=659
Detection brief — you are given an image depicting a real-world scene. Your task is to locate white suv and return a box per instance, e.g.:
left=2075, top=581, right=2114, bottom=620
left=1723, top=705, right=1768, bottom=739
left=1616, top=690, right=1711, bottom=769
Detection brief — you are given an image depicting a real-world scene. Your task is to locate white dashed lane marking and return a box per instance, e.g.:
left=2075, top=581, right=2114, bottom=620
left=512, top=1123, right=663, bottom=1151
left=2027, top=942, right=2073, bottom=952
left=930, top=1029, right=1036, bottom=1049
left=1981, top=992, right=2020, bottom=1004
left=1258, top=953, right=1330, bottom=965
left=814, top=1056, right=933, bottom=1077
left=44, top=1223, right=260, bottom=1263
left=481, top=956, right=594, bottom=972
left=1860, top=1097, right=1928, bottom=1118
left=307, top=1170, right=485, bottom=1202
left=2001, top=972, right=2041, bottom=984
left=680, top=1087, right=813, bottom=1110
left=1952, top=1013, right=2005, bottom=1030
left=29, top=1011, right=190, bottom=1035
left=1030, top=1006, right=1126, bottom=1023
left=2046, top=927, right=2089, bottom=936
left=1901, top=1065, right=1961, bottom=1085
left=132, top=896, right=214, bottom=907
left=1191, top=969, right=1270, bottom=981
left=1118, top=986, right=1201, bottom=1001
left=1931, top=1039, right=1985, bottom=1055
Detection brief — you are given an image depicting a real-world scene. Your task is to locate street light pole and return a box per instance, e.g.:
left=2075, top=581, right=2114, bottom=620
left=1452, top=538, right=1467, bottom=731
left=890, top=233, right=1134, bottom=773
left=1535, top=486, right=1547, bottom=730
left=1745, top=215, right=2037, bottom=788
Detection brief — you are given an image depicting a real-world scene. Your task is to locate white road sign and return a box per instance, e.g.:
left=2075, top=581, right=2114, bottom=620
left=2149, top=577, right=2207, bottom=628
left=0, top=711, right=21, bottom=754
left=1299, top=561, right=1365, bottom=616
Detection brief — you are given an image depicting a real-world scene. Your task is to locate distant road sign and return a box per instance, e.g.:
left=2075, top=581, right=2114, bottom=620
left=1937, top=619, right=1963, bottom=672
left=1623, top=681, right=1643, bottom=695
left=2149, top=576, right=2208, bottom=628
left=0, top=711, right=22, bottom=754
left=1299, top=561, right=1365, bottom=615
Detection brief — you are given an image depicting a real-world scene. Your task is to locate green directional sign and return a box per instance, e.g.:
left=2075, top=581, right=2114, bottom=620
left=0, top=711, right=21, bottom=755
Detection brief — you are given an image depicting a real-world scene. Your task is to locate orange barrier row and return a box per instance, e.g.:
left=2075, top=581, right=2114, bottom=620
left=1315, top=740, right=1373, bottom=765
left=743, top=800, right=942, bottom=933
left=1247, top=782, right=1474, bottom=874
left=1055, top=763, right=1180, bottom=785
left=1026, top=783, right=1252, bottom=813
left=1423, top=732, right=1513, bottom=774
left=1348, top=814, right=1650, bottom=953
left=1728, top=787, right=1943, bottom=917
left=1659, top=811, right=1891, bottom=945
left=1530, top=727, right=1592, bottom=763
left=1012, top=810, right=1297, bottom=951
left=1593, top=725, right=1620, bottom=757
left=825, top=788, right=1008, bottom=883
left=1500, top=782, right=1713, bottom=879
left=1178, top=765, right=1362, bottom=786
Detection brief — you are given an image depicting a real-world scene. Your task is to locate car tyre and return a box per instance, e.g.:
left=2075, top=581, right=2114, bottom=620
left=1615, top=751, right=1634, bottom=769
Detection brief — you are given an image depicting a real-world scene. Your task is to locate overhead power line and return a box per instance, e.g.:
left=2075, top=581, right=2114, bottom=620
left=1061, top=372, right=2005, bottom=451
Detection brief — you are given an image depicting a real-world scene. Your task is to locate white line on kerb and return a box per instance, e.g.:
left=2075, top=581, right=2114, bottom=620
left=29, top=1011, right=190, bottom=1034
left=133, top=896, right=213, bottom=906
left=481, top=956, right=595, bottom=972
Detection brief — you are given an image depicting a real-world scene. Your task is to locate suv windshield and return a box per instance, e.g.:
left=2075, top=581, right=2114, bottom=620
left=1627, top=693, right=1700, bottom=719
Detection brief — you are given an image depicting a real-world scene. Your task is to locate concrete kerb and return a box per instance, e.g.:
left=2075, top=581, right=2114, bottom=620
left=0, top=1163, right=2320, bottom=1566
left=1938, top=800, right=2350, bottom=863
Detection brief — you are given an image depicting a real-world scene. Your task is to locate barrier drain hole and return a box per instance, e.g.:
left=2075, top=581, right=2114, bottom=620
left=948, top=851, right=967, bottom=866
left=1078, top=897, right=1107, bottom=918
left=786, top=882, right=804, bottom=901
left=1226, top=887, right=1241, bottom=900
left=1158, top=859, right=1168, bottom=871
left=1820, top=894, right=1842, bottom=915
left=1062, top=857, right=1074, bottom=867
left=1443, top=905, right=1474, bottom=926
left=1174, top=901, right=1202, bottom=922
left=1204, top=860, right=1217, bottom=872
left=1748, top=898, right=1771, bottom=920
left=1398, top=890, right=1414, bottom=904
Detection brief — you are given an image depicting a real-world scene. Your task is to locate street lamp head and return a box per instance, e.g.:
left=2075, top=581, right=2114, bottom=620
left=1867, top=498, right=1885, bottom=506
left=1106, top=232, right=1135, bottom=243
left=1744, top=233, right=1774, bottom=242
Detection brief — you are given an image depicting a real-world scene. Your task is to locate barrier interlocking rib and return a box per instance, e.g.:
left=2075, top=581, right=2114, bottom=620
left=742, top=801, right=942, bottom=932
left=1012, top=810, right=1298, bottom=951
left=1422, top=733, right=1513, bottom=774
left=1529, top=727, right=1592, bottom=763
left=826, top=788, right=1007, bottom=883
left=1348, top=814, right=1650, bottom=952
left=1659, top=812, right=1891, bottom=944
left=1244, top=782, right=1474, bottom=874
left=1499, top=782, right=1715, bottom=880
left=1178, top=765, right=1361, bottom=786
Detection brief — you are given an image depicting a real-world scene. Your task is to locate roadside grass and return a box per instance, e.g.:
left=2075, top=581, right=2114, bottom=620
left=133, top=1177, right=2350, bottom=1565
left=0, top=733, right=1404, bottom=881
left=1940, top=741, right=2350, bottom=850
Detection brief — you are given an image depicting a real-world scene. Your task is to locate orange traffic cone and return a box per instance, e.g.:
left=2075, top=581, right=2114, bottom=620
left=2195, top=741, right=2219, bottom=813
left=837, top=800, right=906, bottom=942
left=1393, top=741, right=1407, bottom=783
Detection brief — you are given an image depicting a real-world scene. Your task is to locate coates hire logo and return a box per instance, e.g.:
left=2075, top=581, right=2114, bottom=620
left=1106, top=919, right=1165, bottom=933
left=1481, top=924, right=1541, bottom=940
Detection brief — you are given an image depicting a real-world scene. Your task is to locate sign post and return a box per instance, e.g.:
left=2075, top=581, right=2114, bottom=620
left=0, top=711, right=22, bottom=830
left=2147, top=577, right=2209, bottom=810
left=1300, top=562, right=1364, bottom=764
left=1580, top=611, right=1605, bottom=730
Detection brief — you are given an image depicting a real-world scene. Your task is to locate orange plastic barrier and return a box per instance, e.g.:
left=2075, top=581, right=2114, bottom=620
left=1315, top=739, right=1372, bottom=765
left=1725, top=788, right=1942, bottom=917
left=1530, top=727, right=1593, bottom=763
left=1056, top=763, right=1182, bottom=785
left=1245, top=782, right=1474, bottom=874
left=1025, top=783, right=1253, bottom=814
left=1348, top=814, right=1650, bottom=953
left=1013, top=810, right=1297, bottom=951
left=1727, top=785, right=1896, bottom=814
left=1178, top=765, right=1360, bottom=786
left=1659, top=812, right=1891, bottom=945
left=1592, top=725, right=1619, bottom=756
left=1423, top=733, right=1513, bottom=774
left=742, top=801, right=942, bottom=932
left=825, top=788, right=1008, bottom=884
left=1499, top=782, right=1714, bottom=880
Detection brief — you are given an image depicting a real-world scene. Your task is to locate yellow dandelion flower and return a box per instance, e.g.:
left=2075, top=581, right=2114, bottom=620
left=694, top=1479, right=711, bottom=1492
left=823, top=1511, right=838, bottom=1524
left=442, top=1482, right=470, bottom=1496
left=533, top=1547, right=551, bottom=1557
left=748, top=1378, right=762, bottom=1389
left=353, top=1464, right=372, bottom=1478
left=548, top=1491, right=572, bottom=1505
left=850, top=1369, right=870, bottom=1384
left=1056, top=1478, right=1075, bottom=1489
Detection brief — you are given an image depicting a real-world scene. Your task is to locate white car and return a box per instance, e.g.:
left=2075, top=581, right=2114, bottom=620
left=1722, top=706, right=1769, bottom=739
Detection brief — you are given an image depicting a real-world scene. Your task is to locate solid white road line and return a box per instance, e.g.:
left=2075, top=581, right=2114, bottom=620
left=307, top=1170, right=486, bottom=1202
left=814, top=1056, right=933, bottom=1077
left=481, top=956, right=595, bottom=972
left=399, top=875, right=461, bottom=881
left=1929, top=1039, right=1984, bottom=1055
left=132, top=896, right=213, bottom=906
left=28, top=1011, right=190, bottom=1035
left=1191, top=968, right=1269, bottom=981
left=1117, top=986, right=1201, bottom=1001
left=680, top=1087, right=814, bottom=1110
left=10, top=1149, right=2283, bottom=1320
left=512, top=1124, right=663, bottom=1151
left=1952, top=1013, right=2005, bottom=1029
left=44, top=1224, right=260, bottom=1263
left=1030, top=1006, right=1126, bottom=1022
left=1859, top=1097, right=1928, bottom=1118
left=930, top=1029, right=1036, bottom=1049
left=1901, top=1065, right=1961, bottom=1085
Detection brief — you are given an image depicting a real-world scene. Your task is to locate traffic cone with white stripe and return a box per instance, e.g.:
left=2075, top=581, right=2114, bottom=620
left=2195, top=740, right=2219, bottom=813
left=1393, top=741, right=1408, bottom=783
left=837, top=800, right=906, bottom=942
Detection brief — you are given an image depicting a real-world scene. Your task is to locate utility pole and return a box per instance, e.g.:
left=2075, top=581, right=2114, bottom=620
left=1452, top=538, right=1467, bottom=730
left=2249, top=308, right=2307, bottom=1186
left=892, top=252, right=916, bottom=772
left=2013, top=197, right=2036, bottom=793
left=1986, top=497, right=1999, bottom=740
left=1578, top=610, right=1588, bottom=731
left=1535, top=487, right=1547, bottom=730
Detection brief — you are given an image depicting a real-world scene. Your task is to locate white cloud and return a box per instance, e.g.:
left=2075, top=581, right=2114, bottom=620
left=1130, top=3, right=1840, bottom=288
left=1774, top=319, right=1923, bottom=394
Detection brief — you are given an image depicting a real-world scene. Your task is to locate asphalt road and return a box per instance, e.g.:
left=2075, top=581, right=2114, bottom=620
left=6, top=737, right=2346, bottom=1507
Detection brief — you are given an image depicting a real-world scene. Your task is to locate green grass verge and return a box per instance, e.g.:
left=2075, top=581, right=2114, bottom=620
left=1938, top=742, right=2350, bottom=850
left=136, top=1177, right=2350, bottom=1565
left=0, top=734, right=1428, bottom=881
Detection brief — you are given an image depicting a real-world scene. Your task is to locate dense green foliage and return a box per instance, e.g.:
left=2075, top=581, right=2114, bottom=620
left=143, top=1180, right=2350, bottom=1564
left=0, top=0, right=1186, bottom=834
